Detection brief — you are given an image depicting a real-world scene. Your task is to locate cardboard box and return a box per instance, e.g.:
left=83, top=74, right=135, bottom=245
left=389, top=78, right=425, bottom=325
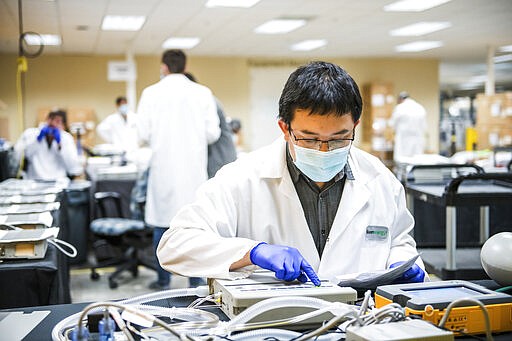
left=475, top=123, right=512, bottom=150
left=475, top=93, right=512, bottom=126
left=362, top=82, right=395, bottom=146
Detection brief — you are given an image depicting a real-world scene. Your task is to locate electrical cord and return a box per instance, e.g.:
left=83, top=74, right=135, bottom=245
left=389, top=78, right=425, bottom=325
left=358, top=290, right=372, bottom=316
left=75, top=302, right=188, bottom=341
left=109, top=308, right=135, bottom=341
left=225, top=306, right=335, bottom=333
left=48, top=238, right=78, bottom=258
left=187, top=293, right=221, bottom=309
left=495, top=286, right=512, bottom=293
left=19, top=31, right=44, bottom=58
left=293, top=315, right=347, bottom=341
left=438, top=298, right=493, bottom=341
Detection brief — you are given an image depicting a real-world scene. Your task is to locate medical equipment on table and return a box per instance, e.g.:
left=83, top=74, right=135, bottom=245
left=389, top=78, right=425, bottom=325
left=375, top=280, right=512, bottom=335
left=209, top=270, right=356, bottom=328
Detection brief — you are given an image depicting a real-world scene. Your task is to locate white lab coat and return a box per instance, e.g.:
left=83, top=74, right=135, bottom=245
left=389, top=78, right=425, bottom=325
left=15, top=127, right=83, bottom=180
left=137, top=74, right=220, bottom=227
left=389, top=98, right=427, bottom=162
left=158, top=138, right=424, bottom=282
left=96, top=111, right=139, bottom=152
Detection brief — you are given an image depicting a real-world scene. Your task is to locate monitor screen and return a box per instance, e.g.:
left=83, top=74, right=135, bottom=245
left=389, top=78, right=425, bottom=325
left=404, top=286, right=484, bottom=301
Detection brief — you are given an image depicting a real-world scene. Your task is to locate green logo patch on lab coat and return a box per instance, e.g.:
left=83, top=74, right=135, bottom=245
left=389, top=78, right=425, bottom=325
left=365, top=225, right=389, bottom=241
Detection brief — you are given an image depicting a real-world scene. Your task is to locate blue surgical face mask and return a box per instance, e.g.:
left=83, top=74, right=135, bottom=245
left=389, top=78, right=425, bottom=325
left=292, top=143, right=351, bottom=182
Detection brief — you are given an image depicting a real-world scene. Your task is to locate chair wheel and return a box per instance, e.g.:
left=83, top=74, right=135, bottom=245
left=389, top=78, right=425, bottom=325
left=109, top=279, right=118, bottom=289
left=91, top=271, right=100, bottom=281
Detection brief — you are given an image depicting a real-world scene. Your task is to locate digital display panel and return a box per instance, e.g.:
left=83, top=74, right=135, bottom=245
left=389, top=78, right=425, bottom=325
left=404, top=286, right=484, bottom=301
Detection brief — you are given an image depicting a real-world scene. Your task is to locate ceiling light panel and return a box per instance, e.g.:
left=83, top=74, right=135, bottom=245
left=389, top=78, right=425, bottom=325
left=254, top=19, right=306, bottom=34
left=395, top=41, right=443, bottom=52
left=101, top=15, right=146, bottom=31
left=24, top=34, right=61, bottom=46
left=499, top=45, right=512, bottom=53
left=390, top=22, right=451, bottom=36
left=206, top=0, right=261, bottom=8
left=384, top=0, right=452, bottom=12
left=162, top=37, right=200, bottom=49
left=290, top=39, right=327, bottom=51
left=494, top=54, right=512, bottom=63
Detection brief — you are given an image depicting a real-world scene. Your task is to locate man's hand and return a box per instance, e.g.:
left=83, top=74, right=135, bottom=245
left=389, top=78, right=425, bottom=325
left=390, top=261, right=425, bottom=284
left=37, top=125, right=52, bottom=142
left=250, top=242, right=321, bottom=286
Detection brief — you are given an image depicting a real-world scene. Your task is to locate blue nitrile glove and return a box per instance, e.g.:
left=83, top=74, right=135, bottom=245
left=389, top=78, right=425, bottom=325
left=37, top=125, right=51, bottom=142
left=50, top=126, right=61, bottom=144
left=250, top=242, right=321, bottom=286
left=390, top=261, right=425, bottom=284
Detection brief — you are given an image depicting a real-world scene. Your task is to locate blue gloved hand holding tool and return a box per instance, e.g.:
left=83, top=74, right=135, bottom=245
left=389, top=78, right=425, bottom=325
left=250, top=242, right=321, bottom=286
left=390, top=261, right=425, bottom=284
left=37, top=125, right=52, bottom=142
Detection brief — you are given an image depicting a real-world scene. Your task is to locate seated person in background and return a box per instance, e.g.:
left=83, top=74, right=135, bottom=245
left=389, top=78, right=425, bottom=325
left=157, top=61, right=426, bottom=285
left=15, top=109, right=83, bottom=180
left=97, top=96, right=139, bottom=153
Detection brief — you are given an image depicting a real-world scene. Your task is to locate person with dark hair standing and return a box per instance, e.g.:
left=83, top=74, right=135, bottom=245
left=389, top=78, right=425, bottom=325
left=97, top=96, right=139, bottom=152
left=157, top=61, right=426, bottom=285
left=184, top=72, right=237, bottom=178
left=15, top=110, right=83, bottom=180
left=137, top=50, right=220, bottom=289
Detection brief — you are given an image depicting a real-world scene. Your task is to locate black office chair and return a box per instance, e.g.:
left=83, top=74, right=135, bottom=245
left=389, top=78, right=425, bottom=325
left=89, top=191, right=155, bottom=289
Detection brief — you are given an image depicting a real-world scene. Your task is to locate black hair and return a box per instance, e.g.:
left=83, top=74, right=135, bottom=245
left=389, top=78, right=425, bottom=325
left=278, top=61, right=362, bottom=125
left=229, top=118, right=242, bottom=133
left=116, top=96, right=127, bottom=106
left=162, top=49, right=186, bottom=74
left=48, top=110, right=68, bottom=131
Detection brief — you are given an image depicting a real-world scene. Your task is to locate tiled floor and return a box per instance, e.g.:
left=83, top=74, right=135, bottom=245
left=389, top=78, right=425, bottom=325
left=69, top=265, right=194, bottom=303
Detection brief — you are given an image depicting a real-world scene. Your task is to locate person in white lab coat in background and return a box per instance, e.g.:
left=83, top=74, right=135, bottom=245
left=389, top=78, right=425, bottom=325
left=389, top=91, right=427, bottom=163
left=137, top=49, right=220, bottom=290
left=15, top=110, right=82, bottom=180
left=96, top=96, right=139, bottom=153
left=157, top=61, right=426, bottom=286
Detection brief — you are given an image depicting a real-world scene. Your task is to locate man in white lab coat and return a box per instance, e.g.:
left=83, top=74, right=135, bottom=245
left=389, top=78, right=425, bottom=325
left=137, top=49, right=221, bottom=290
left=157, top=62, right=426, bottom=286
left=389, top=92, right=427, bottom=163
left=15, top=110, right=83, bottom=180
left=96, top=96, right=139, bottom=153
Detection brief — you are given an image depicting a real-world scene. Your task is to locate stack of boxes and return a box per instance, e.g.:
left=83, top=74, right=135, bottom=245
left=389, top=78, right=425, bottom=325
left=361, top=82, right=395, bottom=167
left=475, top=92, right=512, bottom=149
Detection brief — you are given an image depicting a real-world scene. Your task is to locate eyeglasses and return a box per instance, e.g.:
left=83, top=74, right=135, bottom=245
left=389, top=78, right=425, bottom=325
left=288, top=126, right=355, bottom=151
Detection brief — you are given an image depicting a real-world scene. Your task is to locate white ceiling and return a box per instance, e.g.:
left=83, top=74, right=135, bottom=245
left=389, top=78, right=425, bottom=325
left=1, top=0, right=511, bottom=94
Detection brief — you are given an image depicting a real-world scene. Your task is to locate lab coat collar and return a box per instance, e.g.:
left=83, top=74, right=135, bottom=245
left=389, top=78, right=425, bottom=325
left=259, top=138, right=288, bottom=179
left=255, top=138, right=298, bottom=200
left=159, top=73, right=189, bottom=83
